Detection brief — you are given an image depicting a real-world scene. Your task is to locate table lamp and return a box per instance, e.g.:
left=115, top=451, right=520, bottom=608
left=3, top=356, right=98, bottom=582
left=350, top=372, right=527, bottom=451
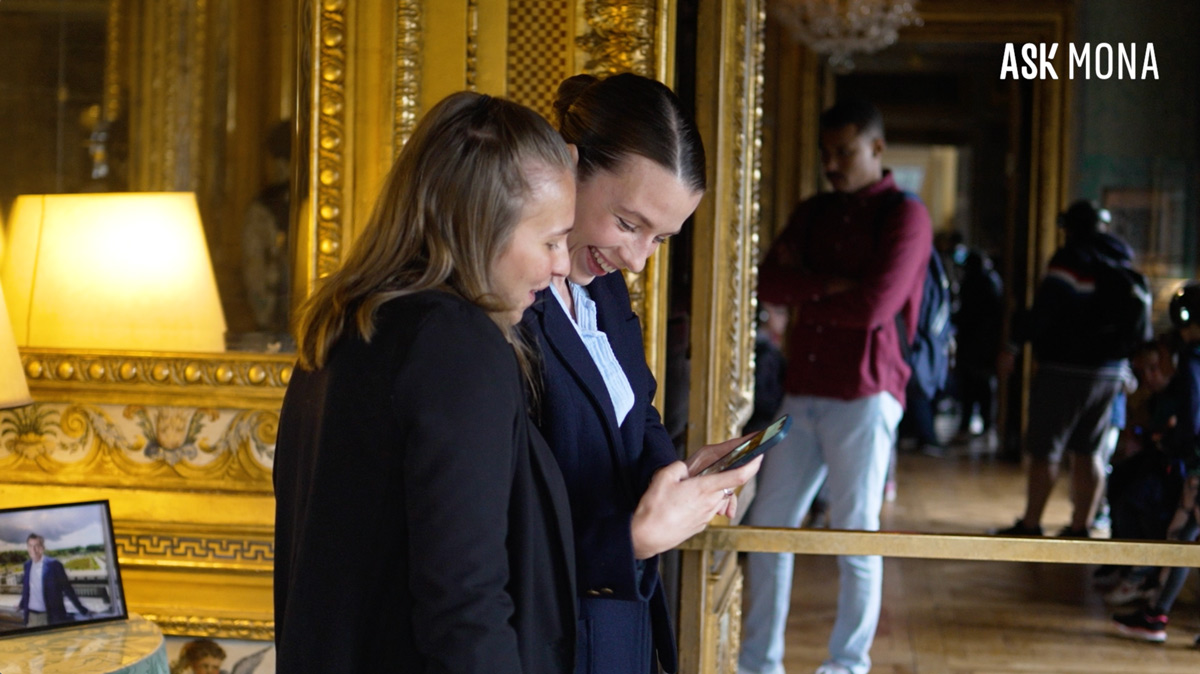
left=2, top=192, right=227, bottom=352
left=0, top=282, right=32, bottom=409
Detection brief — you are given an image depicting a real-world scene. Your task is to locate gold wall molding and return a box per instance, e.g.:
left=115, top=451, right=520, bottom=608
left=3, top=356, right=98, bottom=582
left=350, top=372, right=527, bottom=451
left=20, top=349, right=291, bottom=409
left=116, top=531, right=274, bottom=569
left=466, top=0, right=479, bottom=89
left=313, top=0, right=348, bottom=279
left=682, top=0, right=765, bottom=670
left=296, top=0, right=352, bottom=292
left=394, top=0, right=422, bottom=151
left=140, top=614, right=274, bottom=641
left=714, top=0, right=764, bottom=439
left=688, top=0, right=763, bottom=450
left=21, top=350, right=292, bottom=389
left=708, top=554, right=743, bottom=674
left=0, top=402, right=275, bottom=492
left=576, top=0, right=657, bottom=75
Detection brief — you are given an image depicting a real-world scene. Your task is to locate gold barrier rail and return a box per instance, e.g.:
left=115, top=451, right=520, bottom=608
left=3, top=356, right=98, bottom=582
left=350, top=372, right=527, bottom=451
left=680, top=526, right=1200, bottom=567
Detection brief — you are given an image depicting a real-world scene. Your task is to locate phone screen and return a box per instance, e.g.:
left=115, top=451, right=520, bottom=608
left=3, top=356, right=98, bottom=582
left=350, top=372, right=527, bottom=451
left=695, top=414, right=791, bottom=476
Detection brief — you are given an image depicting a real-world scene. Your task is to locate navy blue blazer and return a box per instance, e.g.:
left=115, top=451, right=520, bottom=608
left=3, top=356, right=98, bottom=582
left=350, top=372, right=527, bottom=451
left=20, top=556, right=88, bottom=625
left=522, top=272, right=679, bottom=674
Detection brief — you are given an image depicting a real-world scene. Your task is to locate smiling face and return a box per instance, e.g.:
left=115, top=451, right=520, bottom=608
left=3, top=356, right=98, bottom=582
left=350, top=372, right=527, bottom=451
left=567, top=154, right=703, bottom=286
left=820, top=123, right=884, bottom=194
left=491, top=166, right=575, bottom=324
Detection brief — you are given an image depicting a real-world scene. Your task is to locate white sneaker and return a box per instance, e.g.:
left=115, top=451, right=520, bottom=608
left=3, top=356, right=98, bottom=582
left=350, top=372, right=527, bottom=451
left=814, top=663, right=852, bottom=674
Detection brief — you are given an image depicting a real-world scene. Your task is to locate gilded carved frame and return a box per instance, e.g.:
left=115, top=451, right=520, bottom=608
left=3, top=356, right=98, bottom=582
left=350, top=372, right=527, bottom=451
left=4, top=0, right=683, bottom=640
left=680, top=1, right=766, bottom=671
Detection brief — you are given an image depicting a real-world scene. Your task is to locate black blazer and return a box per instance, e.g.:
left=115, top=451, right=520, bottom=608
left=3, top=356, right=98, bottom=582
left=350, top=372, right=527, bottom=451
left=274, top=291, right=576, bottom=673
left=522, top=273, right=679, bottom=674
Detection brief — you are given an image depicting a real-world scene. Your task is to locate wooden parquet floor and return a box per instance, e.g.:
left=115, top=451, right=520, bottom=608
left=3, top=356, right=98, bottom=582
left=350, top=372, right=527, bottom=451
left=770, top=438, right=1200, bottom=673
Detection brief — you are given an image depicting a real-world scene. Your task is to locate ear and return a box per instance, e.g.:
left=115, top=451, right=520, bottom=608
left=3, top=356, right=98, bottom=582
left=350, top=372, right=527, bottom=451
left=871, top=136, right=885, bottom=157
left=567, top=143, right=579, bottom=165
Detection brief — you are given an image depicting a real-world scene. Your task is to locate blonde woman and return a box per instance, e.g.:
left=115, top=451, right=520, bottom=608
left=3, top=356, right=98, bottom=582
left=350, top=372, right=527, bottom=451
left=274, top=92, right=577, bottom=673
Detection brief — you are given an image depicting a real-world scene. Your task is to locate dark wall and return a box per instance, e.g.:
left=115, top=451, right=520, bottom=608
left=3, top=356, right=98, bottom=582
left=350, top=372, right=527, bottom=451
left=1073, top=0, right=1200, bottom=278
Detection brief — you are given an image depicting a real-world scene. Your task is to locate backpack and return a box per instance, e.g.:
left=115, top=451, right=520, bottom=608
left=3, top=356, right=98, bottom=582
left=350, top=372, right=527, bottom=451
left=1079, top=253, right=1152, bottom=361
left=898, top=243, right=954, bottom=399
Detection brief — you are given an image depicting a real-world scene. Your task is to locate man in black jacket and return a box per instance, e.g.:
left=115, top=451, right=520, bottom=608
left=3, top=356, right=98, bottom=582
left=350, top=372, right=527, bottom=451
left=997, top=200, right=1138, bottom=538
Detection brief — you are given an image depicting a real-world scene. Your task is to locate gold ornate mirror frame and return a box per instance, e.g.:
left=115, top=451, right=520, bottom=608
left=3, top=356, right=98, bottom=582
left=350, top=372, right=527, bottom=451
left=5, top=0, right=685, bottom=640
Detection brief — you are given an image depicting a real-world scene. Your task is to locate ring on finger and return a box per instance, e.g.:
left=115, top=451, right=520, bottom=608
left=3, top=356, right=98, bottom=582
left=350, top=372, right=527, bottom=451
left=722, top=487, right=734, bottom=497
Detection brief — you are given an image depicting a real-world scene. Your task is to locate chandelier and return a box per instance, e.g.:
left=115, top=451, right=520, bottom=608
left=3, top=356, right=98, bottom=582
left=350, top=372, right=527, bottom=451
left=772, top=0, right=922, bottom=72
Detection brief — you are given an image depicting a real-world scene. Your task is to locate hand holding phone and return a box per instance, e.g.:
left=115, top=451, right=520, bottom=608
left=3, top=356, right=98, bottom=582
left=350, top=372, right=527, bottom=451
left=692, top=415, right=791, bottom=477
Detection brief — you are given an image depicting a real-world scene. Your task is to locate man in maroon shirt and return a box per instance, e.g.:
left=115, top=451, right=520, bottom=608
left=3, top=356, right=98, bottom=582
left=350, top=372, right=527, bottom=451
left=739, top=99, right=932, bottom=674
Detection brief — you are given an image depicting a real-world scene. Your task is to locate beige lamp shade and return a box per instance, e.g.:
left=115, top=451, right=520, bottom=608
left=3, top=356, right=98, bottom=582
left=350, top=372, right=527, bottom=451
left=0, top=280, right=32, bottom=409
left=2, top=193, right=227, bottom=352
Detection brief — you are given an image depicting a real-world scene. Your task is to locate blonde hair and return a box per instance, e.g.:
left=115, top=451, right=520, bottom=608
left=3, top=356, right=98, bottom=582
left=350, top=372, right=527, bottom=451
left=295, top=92, right=573, bottom=376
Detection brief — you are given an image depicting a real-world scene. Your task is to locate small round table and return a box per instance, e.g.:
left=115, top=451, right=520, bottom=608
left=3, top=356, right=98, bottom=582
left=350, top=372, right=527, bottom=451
left=0, top=614, right=168, bottom=674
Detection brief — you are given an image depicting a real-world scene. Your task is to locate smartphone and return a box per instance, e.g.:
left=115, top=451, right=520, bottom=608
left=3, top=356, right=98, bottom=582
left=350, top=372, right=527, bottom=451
left=695, top=414, right=791, bottom=476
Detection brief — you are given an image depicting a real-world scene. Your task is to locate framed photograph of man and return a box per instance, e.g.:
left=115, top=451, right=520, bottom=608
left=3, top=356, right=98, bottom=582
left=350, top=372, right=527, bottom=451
left=0, top=500, right=127, bottom=638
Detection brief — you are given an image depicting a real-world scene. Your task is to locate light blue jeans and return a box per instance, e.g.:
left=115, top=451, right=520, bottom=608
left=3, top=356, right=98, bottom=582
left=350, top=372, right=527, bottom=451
left=739, top=392, right=903, bottom=674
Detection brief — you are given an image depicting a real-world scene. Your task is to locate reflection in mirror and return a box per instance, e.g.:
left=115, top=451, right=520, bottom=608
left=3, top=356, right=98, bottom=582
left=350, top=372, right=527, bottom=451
left=788, top=27, right=1200, bottom=536
left=0, top=1, right=107, bottom=201
left=0, top=0, right=297, bottom=354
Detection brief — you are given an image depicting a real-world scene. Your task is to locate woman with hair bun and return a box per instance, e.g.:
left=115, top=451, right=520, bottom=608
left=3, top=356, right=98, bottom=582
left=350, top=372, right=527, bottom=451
left=522, top=72, right=761, bottom=674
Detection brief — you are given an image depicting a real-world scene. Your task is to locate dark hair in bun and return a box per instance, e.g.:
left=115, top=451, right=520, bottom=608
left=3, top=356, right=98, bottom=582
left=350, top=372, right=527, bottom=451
left=552, top=72, right=705, bottom=194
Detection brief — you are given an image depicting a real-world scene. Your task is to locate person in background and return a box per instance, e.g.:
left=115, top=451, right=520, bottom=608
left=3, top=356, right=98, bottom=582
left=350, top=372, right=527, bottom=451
left=1111, top=282, right=1200, bottom=645
left=1097, top=337, right=1177, bottom=603
left=241, top=120, right=293, bottom=347
left=740, top=98, right=932, bottom=674
left=995, top=200, right=1138, bottom=538
left=524, top=72, right=760, bottom=674
left=273, top=91, right=577, bottom=673
left=745, top=303, right=789, bottom=434
left=952, top=249, right=1003, bottom=443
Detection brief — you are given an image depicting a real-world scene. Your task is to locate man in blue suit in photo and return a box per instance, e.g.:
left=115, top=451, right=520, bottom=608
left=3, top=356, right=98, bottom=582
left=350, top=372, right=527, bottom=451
left=18, top=533, right=90, bottom=627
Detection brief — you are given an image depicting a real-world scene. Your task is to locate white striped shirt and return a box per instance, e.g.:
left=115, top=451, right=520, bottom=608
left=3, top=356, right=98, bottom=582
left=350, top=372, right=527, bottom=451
left=551, top=282, right=635, bottom=426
